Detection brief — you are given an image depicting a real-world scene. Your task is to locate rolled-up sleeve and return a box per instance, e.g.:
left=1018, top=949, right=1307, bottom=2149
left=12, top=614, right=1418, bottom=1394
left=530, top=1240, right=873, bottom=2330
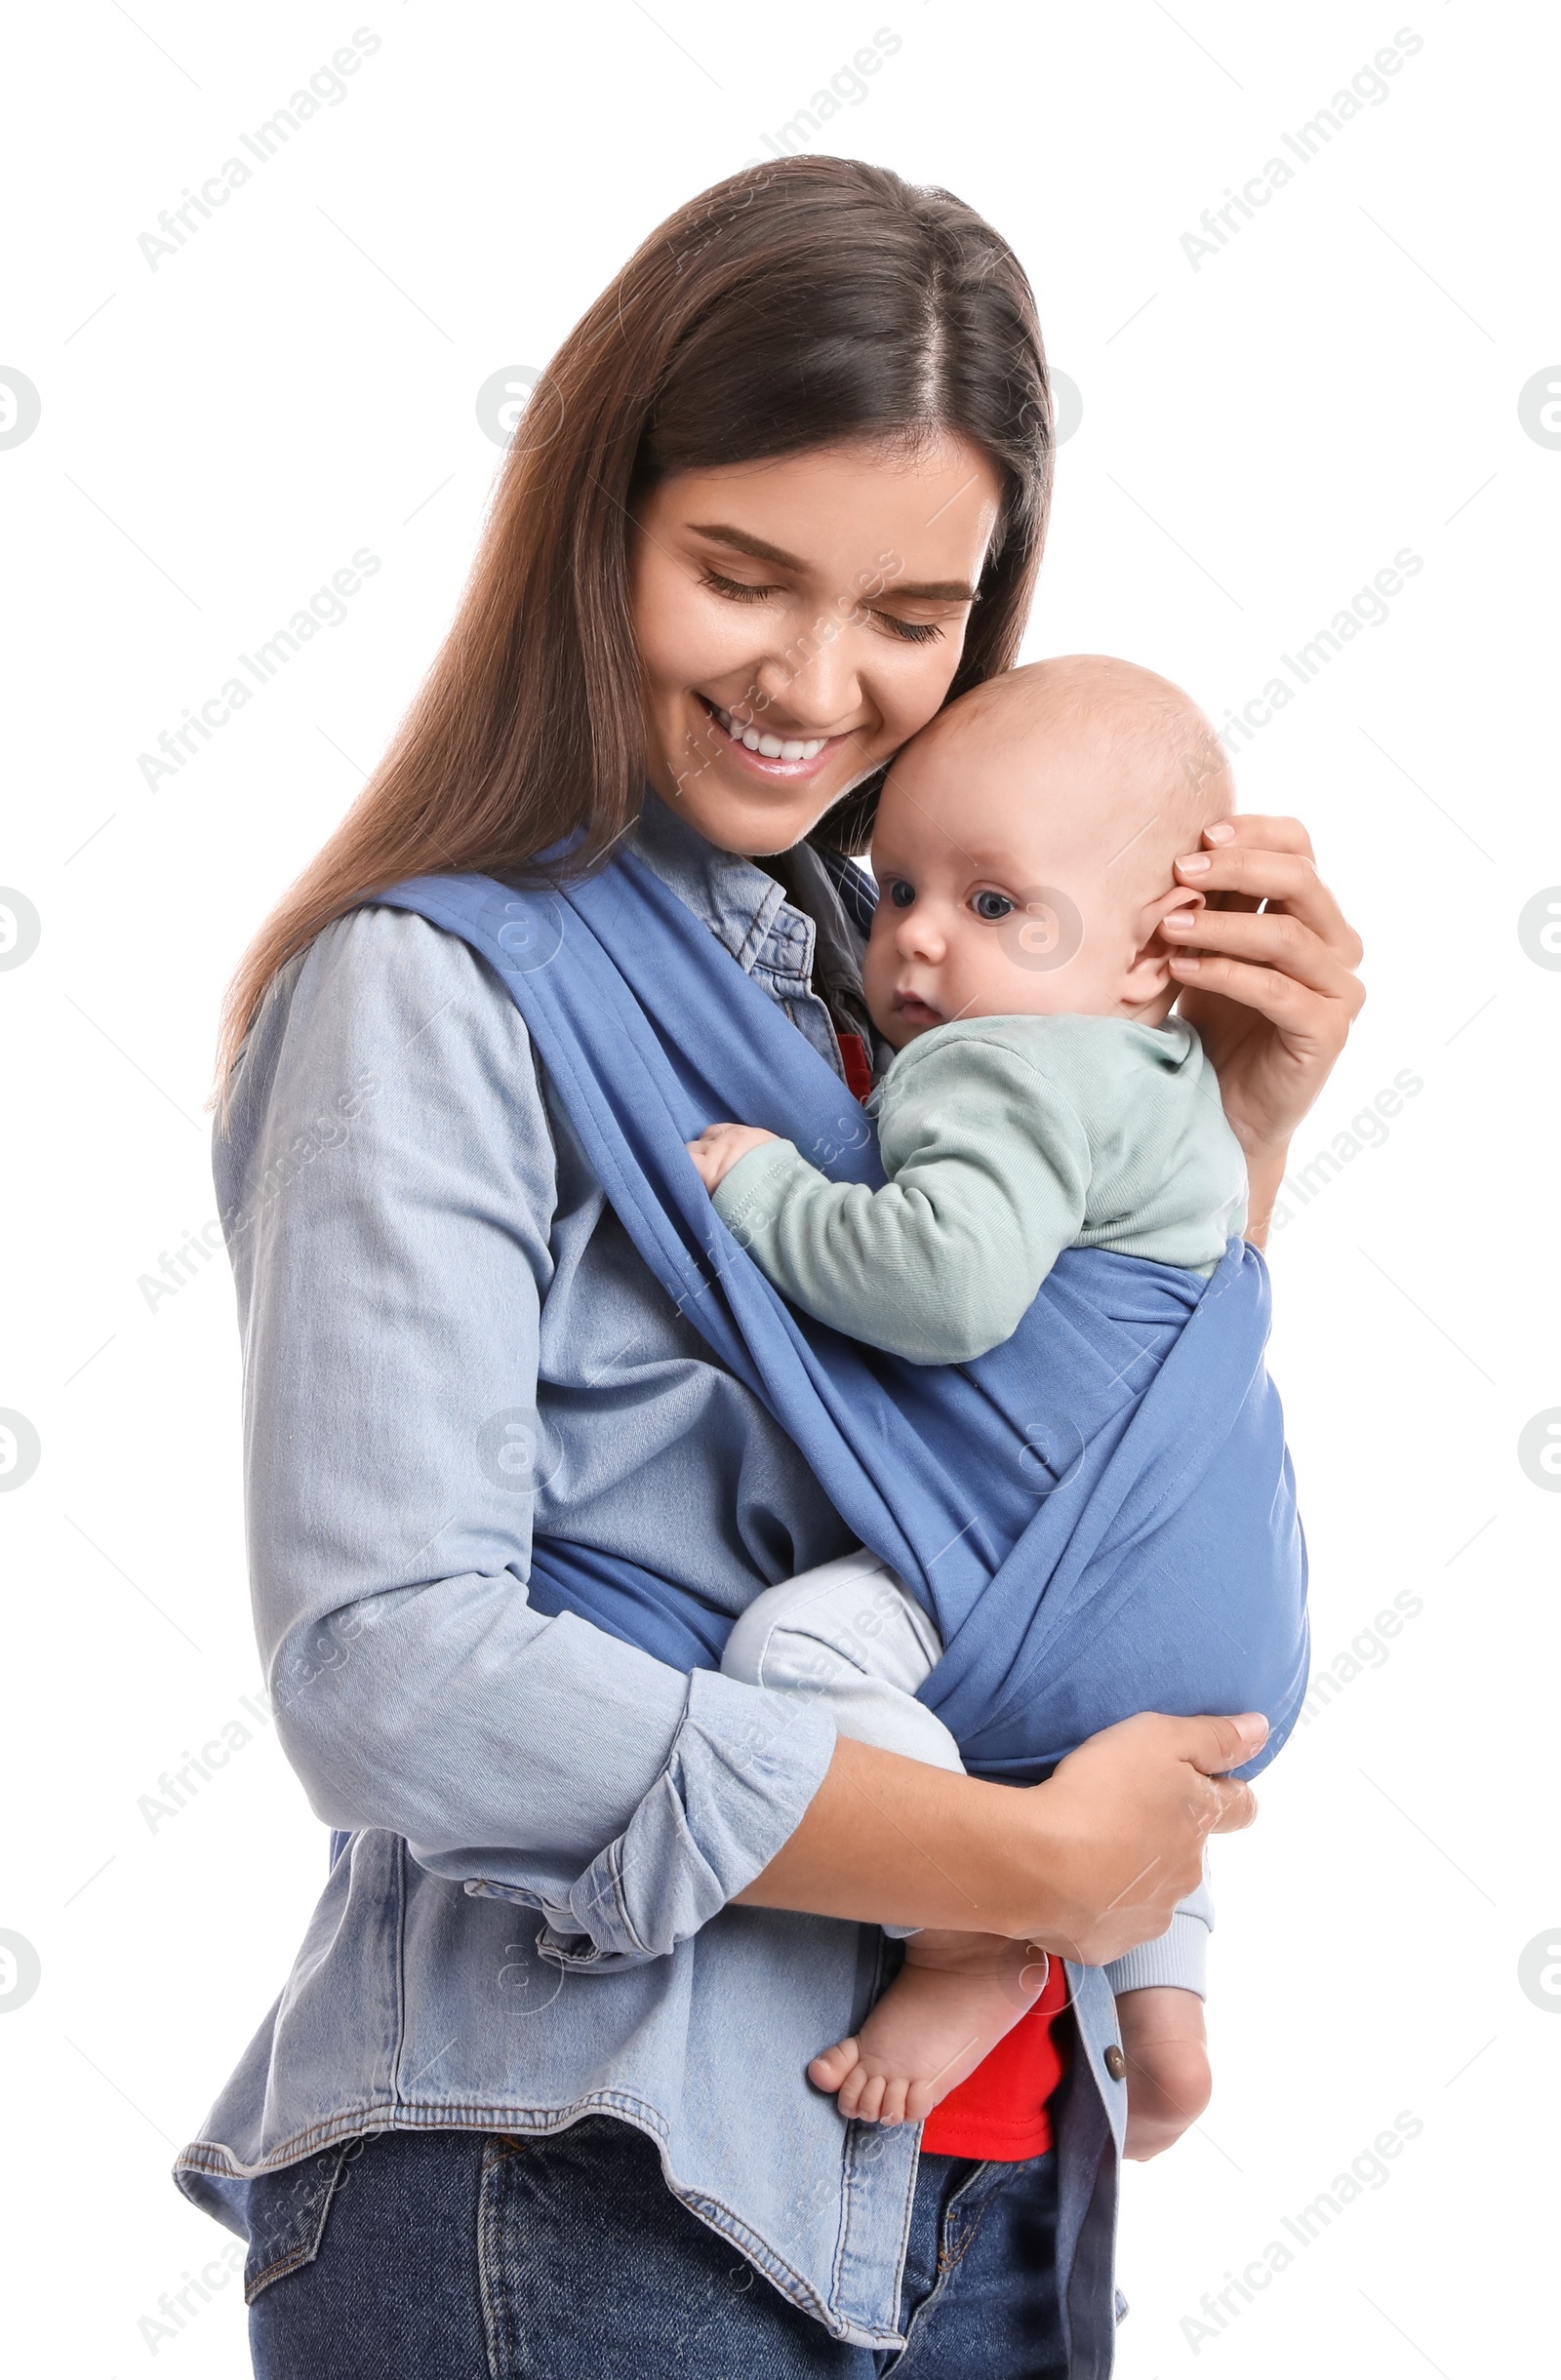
left=217, top=906, right=836, bottom=1953
left=470, top=1666, right=837, bottom=1968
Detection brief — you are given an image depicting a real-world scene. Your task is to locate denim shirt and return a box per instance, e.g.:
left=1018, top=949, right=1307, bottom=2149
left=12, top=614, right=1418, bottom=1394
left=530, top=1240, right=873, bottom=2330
left=173, top=796, right=1195, bottom=2367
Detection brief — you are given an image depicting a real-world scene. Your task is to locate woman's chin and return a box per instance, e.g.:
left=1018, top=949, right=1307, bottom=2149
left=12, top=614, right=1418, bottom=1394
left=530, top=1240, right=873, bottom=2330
left=664, top=766, right=855, bottom=857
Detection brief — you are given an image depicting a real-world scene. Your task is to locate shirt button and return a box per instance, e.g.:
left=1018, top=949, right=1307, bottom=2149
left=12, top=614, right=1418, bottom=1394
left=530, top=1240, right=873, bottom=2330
left=1103, top=2044, right=1128, bottom=2082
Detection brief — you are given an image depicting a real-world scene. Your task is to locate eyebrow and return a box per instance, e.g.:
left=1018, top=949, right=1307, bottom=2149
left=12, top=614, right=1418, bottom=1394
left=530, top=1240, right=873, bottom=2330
left=687, top=522, right=979, bottom=605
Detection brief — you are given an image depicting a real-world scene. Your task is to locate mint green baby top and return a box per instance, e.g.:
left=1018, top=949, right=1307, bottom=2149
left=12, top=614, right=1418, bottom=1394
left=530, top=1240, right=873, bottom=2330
left=710, top=1012, right=1249, bottom=1365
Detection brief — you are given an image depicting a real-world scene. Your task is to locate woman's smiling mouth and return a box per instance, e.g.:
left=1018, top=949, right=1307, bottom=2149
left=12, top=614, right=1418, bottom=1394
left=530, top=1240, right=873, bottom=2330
left=700, top=696, right=847, bottom=779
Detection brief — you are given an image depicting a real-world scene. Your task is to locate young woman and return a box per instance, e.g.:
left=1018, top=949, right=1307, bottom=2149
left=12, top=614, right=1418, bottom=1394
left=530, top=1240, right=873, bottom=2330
left=177, top=159, right=1363, bottom=2377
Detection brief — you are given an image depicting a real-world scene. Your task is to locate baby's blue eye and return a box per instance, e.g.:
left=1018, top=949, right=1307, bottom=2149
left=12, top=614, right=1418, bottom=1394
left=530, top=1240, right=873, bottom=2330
left=888, top=880, right=915, bottom=908
left=973, top=891, right=1014, bottom=921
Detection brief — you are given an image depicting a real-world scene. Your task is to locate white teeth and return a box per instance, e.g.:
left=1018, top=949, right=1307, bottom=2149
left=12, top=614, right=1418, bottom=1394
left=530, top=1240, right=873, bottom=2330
left=711, top=702, right=827, bottom=764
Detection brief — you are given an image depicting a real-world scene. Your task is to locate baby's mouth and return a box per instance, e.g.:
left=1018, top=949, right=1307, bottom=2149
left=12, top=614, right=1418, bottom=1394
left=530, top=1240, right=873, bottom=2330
left=893, top=989, right=943, bottom=1025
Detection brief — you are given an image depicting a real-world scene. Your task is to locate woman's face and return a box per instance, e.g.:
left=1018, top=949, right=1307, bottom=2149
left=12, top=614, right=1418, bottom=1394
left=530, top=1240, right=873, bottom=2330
left=629, top=435, right=1004, bottom=855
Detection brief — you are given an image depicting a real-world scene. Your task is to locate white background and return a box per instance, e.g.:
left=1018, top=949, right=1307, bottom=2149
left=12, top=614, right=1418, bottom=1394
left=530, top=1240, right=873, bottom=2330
left=2, top=2, right=1558, bottom=2369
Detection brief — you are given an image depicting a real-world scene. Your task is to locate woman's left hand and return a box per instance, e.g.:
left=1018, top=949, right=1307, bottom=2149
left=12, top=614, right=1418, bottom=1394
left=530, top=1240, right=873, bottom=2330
left=1163, top=815, right=1365, bottom=1203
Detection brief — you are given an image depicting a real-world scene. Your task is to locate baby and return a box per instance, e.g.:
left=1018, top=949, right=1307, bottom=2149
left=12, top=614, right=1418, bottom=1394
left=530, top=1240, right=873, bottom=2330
left=688, top=655, right=1250, bottom=2128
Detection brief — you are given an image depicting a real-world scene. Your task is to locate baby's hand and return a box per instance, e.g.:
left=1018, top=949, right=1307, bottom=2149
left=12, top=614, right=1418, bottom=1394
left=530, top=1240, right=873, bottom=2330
left=687, top=1122, right=779, bottom=1192
left=1116, top=1986, right=1212, bottom=2162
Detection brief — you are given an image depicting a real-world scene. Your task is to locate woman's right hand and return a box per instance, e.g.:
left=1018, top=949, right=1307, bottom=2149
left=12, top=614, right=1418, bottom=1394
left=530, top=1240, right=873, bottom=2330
left=1025, top=1710, right=1264, bottom=1964
left=736, top=1709, right=1265, bottom=1964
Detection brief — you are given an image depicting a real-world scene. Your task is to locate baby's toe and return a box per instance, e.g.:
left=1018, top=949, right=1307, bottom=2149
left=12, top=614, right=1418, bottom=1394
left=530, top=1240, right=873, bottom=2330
left=851, top=2071, right=888, bottom=2124
left=835, top=2062, right=868, bottom=2119
left=878, top=2078, right=910, bottom=2127
left=808, top=2038, right=859, bottom=2094
left=904, top=2076, right=941, bottom=2124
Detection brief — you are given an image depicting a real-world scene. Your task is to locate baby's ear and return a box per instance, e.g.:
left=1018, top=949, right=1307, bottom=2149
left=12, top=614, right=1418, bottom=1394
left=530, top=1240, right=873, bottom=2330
left=1144, top=885, right=1206, bottom=937
left=1120, top=887, right=1206, bottom=1005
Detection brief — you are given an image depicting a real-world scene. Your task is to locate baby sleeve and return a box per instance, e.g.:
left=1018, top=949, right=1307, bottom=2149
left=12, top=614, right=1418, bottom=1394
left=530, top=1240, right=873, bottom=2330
left=710, top=1032, right=1092, bottom=1364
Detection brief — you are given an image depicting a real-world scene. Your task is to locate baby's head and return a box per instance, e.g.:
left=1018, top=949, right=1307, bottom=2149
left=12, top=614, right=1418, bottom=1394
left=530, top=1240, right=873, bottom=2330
left=863, top=655, right=1233, bottom=1049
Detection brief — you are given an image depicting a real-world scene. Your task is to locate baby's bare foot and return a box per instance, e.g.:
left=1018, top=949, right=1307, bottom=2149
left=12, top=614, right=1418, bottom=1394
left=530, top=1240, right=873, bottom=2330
left=808, top=1929, right=1051, bottom=2125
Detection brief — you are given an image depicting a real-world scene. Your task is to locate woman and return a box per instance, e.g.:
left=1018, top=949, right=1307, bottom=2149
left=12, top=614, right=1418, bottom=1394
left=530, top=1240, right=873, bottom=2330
left=178, top=159, right=1362, bottom=2376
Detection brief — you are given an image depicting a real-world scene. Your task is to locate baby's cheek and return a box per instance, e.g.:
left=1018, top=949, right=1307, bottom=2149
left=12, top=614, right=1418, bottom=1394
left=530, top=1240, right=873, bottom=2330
left=966, top=926, right=1043, bottom=1017
left=970, top=917, right=1099, bottom=1019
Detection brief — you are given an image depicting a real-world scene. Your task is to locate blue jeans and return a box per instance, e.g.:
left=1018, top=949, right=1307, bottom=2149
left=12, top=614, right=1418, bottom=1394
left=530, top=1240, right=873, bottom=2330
left=245, top=2115, right=1066, bottom=2376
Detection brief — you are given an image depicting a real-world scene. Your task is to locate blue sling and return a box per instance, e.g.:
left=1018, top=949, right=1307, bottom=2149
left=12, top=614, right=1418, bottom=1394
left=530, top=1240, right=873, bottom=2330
left=374, top=853, right=1308, bottom=1787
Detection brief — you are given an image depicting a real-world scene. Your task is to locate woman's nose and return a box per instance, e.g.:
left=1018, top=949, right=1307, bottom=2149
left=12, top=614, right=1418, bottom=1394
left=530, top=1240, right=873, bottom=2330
left=750, top=612, right=864, bottom=731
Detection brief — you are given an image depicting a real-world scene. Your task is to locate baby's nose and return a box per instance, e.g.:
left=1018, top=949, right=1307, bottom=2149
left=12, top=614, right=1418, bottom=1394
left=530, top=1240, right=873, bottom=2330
left=897, top=912, right=944, bottom=959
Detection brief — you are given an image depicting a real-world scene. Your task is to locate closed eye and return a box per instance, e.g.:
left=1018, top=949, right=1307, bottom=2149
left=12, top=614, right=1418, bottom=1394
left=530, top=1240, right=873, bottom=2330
left=876, top=614, right=943, bottom=645
left=700, top=568, right=780, bottom=604
left=700, top=568, right=945, bottom=645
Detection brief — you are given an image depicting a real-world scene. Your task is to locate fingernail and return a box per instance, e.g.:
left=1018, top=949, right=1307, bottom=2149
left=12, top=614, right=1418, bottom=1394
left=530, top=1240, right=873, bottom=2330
left=1168, top=953, right=1200, bottom=972
left=1205, top=820, right=1236, bottom=844
left=1177, top=853, right=1212, bottom=876
left=1162, top=912, right=1193, bottom=932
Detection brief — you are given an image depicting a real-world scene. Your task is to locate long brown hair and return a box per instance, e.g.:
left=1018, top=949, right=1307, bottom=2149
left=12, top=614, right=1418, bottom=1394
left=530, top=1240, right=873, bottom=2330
left=217, top=156, right=1054, bottom=1088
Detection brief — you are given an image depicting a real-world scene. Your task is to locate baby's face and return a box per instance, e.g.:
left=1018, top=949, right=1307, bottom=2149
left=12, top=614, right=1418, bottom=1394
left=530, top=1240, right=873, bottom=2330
left=863, top=716, right=1165, bottom=1050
